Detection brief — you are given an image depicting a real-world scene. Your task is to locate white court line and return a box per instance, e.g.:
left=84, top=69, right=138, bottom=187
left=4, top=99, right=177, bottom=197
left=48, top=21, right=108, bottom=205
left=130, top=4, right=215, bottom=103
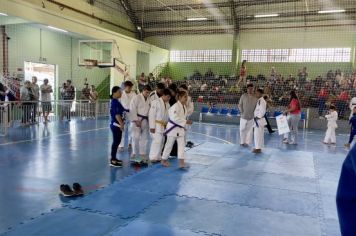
left=189, top=131, right=233, bottom=145
left=0, top=127, right=108, bottom=146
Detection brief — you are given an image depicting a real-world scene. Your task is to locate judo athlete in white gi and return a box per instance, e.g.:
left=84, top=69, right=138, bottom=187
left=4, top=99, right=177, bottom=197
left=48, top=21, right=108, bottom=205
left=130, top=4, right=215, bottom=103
left=252, top=89, right=267, bottom=154
left=323, top=105, right=338, bottom=145
left=119, top=81, right=136, bottom=151
left=239, top=83, right=258, bottom=147
left=161, top=90, right=193, bottom=168
left=149, top=82, right=165, bottom=102
left=130, top=85, right=152, bottom=163
left=179, top=84, right=194, bottom=146
left=148, top=89, right=172, bottom=163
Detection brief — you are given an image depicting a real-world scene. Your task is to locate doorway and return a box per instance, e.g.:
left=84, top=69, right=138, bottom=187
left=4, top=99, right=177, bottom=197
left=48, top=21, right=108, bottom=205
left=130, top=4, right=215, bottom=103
left=24, top=61, right=56, bottom=101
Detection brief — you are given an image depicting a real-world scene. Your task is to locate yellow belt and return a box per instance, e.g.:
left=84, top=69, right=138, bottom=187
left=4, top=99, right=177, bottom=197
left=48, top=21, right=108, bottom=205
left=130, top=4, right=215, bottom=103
left=155, top=120, right=167, bottom=128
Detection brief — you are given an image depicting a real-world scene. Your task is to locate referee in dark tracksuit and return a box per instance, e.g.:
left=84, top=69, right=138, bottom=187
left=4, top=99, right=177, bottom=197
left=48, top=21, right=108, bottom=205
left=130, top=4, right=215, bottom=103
left=336, top=144, right=356, bottom=235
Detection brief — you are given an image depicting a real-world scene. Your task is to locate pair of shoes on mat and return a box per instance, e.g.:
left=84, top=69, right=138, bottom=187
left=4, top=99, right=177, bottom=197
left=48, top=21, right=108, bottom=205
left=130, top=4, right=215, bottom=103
left=110, top=159, right=123, bottom=167
left=60, top=183, right=84, bottom=197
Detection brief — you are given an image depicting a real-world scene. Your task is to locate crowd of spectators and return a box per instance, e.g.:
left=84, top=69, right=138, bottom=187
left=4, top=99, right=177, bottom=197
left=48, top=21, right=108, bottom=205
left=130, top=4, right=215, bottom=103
left=181, top=67, right=356, bottom=119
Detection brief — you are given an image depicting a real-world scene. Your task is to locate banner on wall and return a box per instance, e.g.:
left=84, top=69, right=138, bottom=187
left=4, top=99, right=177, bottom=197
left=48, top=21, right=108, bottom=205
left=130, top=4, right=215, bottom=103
left=276, top=115, right=290, bottom=135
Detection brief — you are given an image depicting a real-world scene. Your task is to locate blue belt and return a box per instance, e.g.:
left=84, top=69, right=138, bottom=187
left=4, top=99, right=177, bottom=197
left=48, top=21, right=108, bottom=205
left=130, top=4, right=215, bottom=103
left=164, top=119, right=184, bottom=135
left=137, top=113, right=148, bottom=120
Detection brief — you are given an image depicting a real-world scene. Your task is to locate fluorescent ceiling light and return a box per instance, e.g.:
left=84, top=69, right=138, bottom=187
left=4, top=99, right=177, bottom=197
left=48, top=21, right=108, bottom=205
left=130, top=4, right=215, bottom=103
left=254, top=14, right=279, bottom=18
left=187, top=17, right=208, bottom=21
left=0, top=13, right=8, bottom=16
left=318, top=9, right=346, bottom=14
left=47, top=26, right=68, bottom=33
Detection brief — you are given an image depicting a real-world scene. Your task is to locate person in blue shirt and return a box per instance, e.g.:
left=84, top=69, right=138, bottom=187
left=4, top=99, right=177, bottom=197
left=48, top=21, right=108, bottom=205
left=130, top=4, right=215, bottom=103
left=110, top=86, right=125, bottom=167
left=344, top=106, right=356, bottom=149
left=336, top=144, right=356, bottom=235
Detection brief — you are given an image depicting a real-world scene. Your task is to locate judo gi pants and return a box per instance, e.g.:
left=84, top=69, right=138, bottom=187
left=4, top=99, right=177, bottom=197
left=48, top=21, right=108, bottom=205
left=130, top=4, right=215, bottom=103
left=162, top=135, right=185, bottom=160
left=336, top=145, right=356, bottom=236
left=324, top=127, right=336, bottom=143
left=254, top=125, right=265, bottom=149
left=149, top=132, right=164, bottom=160
left=131, top=120, right=148, bottom=156
left=240, top=118, right=254, bottom=145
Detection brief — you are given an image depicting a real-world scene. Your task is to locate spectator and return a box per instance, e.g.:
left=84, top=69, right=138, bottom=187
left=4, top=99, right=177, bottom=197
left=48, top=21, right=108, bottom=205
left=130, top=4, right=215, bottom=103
left=89, top=85, right=99, bottom=118
left=318, top=86, right=329, bottom=118
left=283, top=90, right=302, bottom=145
left=138, top=72, right=147, bottom=92
left=336, top=89, right=350, bottom=118
left=31, top=76, right=40, bottom=123
left=205, top=69, right=214, bottom=78
left=20, top=81, right=32, bottom=126
left=60, top=80, right=75, bottom=121
left=40, top=79, right=53, bottom=123
left=298, top=67, right=308, bottom=89
left=80, top=83, right=90, bottom=100
left=237, top=60, right=247, bottom=86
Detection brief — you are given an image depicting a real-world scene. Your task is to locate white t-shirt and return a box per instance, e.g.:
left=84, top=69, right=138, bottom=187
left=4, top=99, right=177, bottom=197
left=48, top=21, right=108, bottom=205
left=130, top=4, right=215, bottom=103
left=40, top=84, right=52, bottom=102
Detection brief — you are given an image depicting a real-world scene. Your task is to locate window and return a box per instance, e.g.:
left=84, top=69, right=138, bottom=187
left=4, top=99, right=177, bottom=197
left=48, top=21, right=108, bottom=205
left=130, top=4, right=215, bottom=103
left=170, top=50, right=232, bottom=62
left=241, top=48, right=351, bottom=63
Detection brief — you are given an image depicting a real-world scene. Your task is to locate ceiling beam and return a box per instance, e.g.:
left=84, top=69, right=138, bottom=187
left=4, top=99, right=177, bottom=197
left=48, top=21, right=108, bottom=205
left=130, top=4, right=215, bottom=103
left=133, top=0, right=301, bottom=13
left=118, top=0, right=144, bottom=39
left=140, top=8, right=356, bottom=29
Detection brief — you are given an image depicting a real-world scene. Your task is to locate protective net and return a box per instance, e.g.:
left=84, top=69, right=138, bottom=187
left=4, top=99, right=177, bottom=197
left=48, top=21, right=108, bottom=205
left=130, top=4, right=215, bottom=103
left=0, top=0, right=355, bottom=134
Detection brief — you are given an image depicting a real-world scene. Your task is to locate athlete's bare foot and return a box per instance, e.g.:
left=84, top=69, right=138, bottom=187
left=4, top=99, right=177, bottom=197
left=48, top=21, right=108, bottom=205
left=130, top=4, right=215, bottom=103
left=161, top=160, right=170, bottom=167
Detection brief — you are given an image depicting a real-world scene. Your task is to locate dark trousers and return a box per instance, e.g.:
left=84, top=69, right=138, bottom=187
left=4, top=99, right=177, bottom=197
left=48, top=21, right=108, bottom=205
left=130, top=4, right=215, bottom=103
left=264, top=114, right=274, bottom=133
left=336, top=100, right=348, bottom=118
left=348, top=128, right=356, bottom=144
left=318, top=98, right=326, bottom=116
left=110, top=125, right=122, bottom=160
left=336, top=145, right=356, bottom=236
left=31, top=102, right=38, bottom=122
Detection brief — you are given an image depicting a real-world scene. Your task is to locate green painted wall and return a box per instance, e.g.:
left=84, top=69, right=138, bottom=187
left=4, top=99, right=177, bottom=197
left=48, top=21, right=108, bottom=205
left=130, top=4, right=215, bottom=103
left=165, top=62, right=232, bottom=80
left=247, top=63, right=353, bottom=79
left=146, top=27, right=356, bottom=80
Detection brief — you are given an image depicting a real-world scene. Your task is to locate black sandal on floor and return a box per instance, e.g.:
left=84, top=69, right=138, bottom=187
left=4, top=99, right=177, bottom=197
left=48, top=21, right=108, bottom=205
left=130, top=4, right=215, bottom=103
left=60, top=184, right=75, bottom=197
left=72, top=183, right=84, bottom=196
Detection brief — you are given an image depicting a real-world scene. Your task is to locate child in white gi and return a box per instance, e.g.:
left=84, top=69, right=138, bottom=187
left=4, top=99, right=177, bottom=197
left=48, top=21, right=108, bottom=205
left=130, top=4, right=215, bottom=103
left=252, top=88, right=267, bottom=153
left=130, top=85, right=152, bottom=163
left=119, top=81, right=136, bottom=151
left=161, top=90, right=193, bottom=168
left=179, top=84, right=194, bottom=146
left=323, top=105, right=338, bottom=145
left=148, top=89, right=171, bottom=163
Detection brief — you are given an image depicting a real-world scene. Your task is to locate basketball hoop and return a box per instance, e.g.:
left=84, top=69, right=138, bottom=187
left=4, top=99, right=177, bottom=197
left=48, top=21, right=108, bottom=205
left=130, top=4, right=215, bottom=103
left=83, top=59, right=98, bottom=69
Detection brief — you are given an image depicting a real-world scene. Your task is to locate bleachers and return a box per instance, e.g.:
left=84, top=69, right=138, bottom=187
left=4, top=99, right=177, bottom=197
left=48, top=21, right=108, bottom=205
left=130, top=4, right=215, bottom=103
left=197, top=103, right=308, bottom=130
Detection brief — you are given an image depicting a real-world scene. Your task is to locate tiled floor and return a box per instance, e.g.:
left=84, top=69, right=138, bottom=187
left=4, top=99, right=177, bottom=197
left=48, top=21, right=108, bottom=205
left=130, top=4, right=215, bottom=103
left=0, top=119, right=348, bottom=235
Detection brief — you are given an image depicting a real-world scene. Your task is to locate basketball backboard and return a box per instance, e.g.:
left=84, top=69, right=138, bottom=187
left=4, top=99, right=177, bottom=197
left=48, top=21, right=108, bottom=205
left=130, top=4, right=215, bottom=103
left=78, top=40, right=115, bottom=67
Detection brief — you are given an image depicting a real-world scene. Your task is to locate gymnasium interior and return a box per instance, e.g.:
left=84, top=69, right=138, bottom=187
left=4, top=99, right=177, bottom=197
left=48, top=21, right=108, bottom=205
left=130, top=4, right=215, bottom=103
left=0, top=0, right=356, bottom=235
